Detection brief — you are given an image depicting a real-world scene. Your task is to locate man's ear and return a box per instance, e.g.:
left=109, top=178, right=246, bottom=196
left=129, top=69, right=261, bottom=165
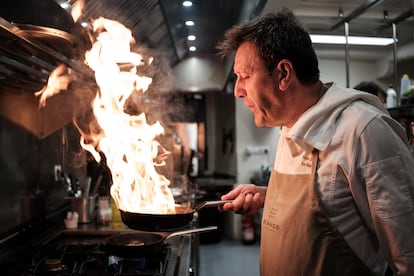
left=276, top=59, right=293, bottom=91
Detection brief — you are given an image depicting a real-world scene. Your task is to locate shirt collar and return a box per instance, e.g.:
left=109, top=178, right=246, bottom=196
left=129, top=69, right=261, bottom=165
left=284, top=83, right=387, bottom=153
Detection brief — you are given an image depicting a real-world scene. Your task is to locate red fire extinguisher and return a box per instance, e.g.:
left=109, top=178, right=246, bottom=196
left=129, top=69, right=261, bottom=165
left=242, top=213, right=256, bottom=245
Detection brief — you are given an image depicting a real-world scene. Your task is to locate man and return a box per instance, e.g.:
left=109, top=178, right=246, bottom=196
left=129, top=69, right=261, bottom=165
left=217, top=9, right=414, bottom=276
left=354, top=81, right=387, bottom=105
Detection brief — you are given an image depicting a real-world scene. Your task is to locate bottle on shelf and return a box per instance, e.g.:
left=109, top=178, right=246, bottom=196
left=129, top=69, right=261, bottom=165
left=386, top=84, right=397, bottom=108
left=242, top=213, right=256, bottom=245
left=400, top=74, right=411, bottom=98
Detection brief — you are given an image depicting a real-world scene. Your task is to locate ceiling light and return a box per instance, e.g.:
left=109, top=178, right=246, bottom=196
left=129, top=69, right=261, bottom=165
left=310, top=34, right=395, bottom=46
left=189, top=46, right=197, bottom=51
left=182, top=1, right=192, bottom=7
left=185, top=20, right=195, bottom=26
left=59, top=2, right=71, bottom=9
left=187, top=35, right=196, bottom=41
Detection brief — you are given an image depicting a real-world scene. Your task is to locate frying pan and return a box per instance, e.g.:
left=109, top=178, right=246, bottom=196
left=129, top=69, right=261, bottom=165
left=104, top=226, right=218, bottom=257
left=14, top=24, right=75, bottom=57
left=120, top=200, right=232, bottom=231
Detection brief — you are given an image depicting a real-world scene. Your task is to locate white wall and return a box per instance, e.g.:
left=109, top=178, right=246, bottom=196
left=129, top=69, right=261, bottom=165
left=319, top=58, right=378, bottom=88
left=235, top=99, right=279, bottom=183
left=205, top=92, right=237, bottom=177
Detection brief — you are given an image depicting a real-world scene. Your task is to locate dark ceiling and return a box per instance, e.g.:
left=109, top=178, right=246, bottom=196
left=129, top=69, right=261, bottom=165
left=79, top=0, right=266, bottom=67
left=2, top=0, right=412, bottom=66
left=73, top=0, right=414, bottom=70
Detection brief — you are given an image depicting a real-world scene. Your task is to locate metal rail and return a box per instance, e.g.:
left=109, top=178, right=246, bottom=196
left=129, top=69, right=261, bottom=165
left=331, top=0, right=385, bottom=31
left=375, top=9, right=414, bottom=33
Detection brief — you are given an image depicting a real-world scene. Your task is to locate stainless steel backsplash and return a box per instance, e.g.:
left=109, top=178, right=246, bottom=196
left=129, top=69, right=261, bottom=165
left=0, top=117, right=86, bottom=235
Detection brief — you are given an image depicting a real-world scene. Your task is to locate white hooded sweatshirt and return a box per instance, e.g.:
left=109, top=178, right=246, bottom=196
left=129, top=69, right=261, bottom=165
left=274, top=83, right=414, bottom=275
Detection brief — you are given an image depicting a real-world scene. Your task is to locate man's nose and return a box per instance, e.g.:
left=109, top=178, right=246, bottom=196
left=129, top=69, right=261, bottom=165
left=234, top=81, right=245, bottom=98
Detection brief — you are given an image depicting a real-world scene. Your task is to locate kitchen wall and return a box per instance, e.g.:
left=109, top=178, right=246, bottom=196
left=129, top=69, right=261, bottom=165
left=204, top=92, right=237, bottom=177
left=0, top=118, right=87, bottom=235
left=319, top=59, right=377, bottom=88
left=320, top=55, right=414, bottom=93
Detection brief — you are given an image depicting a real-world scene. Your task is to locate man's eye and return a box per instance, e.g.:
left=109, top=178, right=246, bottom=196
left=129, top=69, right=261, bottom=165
left=234, top=74, right=248, bottom=81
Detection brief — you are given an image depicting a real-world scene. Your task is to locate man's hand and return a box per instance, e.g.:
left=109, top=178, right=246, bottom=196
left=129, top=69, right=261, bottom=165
left=219, top=184, right=266, bottom=215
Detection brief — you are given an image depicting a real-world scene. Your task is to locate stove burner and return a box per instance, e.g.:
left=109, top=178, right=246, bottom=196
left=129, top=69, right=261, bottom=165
left=108, top=255, right=167, bottom=275
left=27, top=257, right=69, bottom=276
left=1, top=224, right=195, bottom=276
left=23, top=236, right=170, bottom=275
left=44, top=258, right=64, bottom=272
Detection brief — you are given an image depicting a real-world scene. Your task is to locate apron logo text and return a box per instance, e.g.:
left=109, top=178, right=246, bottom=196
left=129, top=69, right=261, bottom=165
left=263, top=207, right=279, bottom=231
left=301, top=155, right=312, bottom=168
left=263, top=218, right=280, bottom=231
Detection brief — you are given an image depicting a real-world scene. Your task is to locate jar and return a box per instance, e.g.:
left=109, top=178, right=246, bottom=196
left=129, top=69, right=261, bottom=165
left=97, top=196, right=112, bottom=225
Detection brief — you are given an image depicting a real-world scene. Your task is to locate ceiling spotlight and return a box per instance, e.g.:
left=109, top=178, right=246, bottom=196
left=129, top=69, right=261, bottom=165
left=183, top=1, right=192, bottom=7
left=187, top=35, right=196, bottom=41
left=59, top=2, right=71, bottom=9
left=189, top=46, right=197, bottom=52
left=185, top=20, right=195, bottom=26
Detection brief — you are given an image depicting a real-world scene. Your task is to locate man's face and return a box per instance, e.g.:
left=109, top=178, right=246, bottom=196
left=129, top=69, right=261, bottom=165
left=233, top=42, right=285, bottom=127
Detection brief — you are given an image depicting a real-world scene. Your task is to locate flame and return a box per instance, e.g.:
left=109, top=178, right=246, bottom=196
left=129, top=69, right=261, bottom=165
left=71, top=0, right=85, bottom=23
left=82, top=17, right=175, bottom=214
left=34, top=12, right=177, bottom=214
left=34, top=64, right=76, bottom=107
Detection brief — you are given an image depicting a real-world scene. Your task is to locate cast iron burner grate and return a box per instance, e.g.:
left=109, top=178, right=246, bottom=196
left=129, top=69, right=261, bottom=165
left=24, top=245, right=170, bottom=276
left=20, top=234, right=171, bottom=276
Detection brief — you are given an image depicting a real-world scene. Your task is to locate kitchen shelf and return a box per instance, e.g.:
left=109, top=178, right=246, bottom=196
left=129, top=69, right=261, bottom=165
left=388, top=104, right=414, bottom=118
left=387, top=105, right=414, bottom=142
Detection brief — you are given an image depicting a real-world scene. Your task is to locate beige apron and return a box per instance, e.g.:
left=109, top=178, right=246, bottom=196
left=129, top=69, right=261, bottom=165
left=260, top=150, right=374, bottom=276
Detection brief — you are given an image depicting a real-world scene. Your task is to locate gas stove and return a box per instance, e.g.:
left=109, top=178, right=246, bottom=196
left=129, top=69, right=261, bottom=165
left=0, top=220, right=199, bottom=276
left=24, top=232, right=170, bottom=275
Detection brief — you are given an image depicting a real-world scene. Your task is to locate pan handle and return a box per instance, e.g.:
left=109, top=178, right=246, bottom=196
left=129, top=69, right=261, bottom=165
left=165, top=226, right=218, bottom=240
left=194, top=200, right=233, bottom=211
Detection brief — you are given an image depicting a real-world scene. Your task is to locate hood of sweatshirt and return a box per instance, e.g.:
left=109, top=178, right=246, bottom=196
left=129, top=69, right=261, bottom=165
left=285, top=83, right=388, bottom=153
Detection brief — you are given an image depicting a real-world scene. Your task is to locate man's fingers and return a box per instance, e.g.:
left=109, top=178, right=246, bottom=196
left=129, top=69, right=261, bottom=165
left=243, top=193, right=253, bottom=212
left=221, top=185, right=244, bottom=200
